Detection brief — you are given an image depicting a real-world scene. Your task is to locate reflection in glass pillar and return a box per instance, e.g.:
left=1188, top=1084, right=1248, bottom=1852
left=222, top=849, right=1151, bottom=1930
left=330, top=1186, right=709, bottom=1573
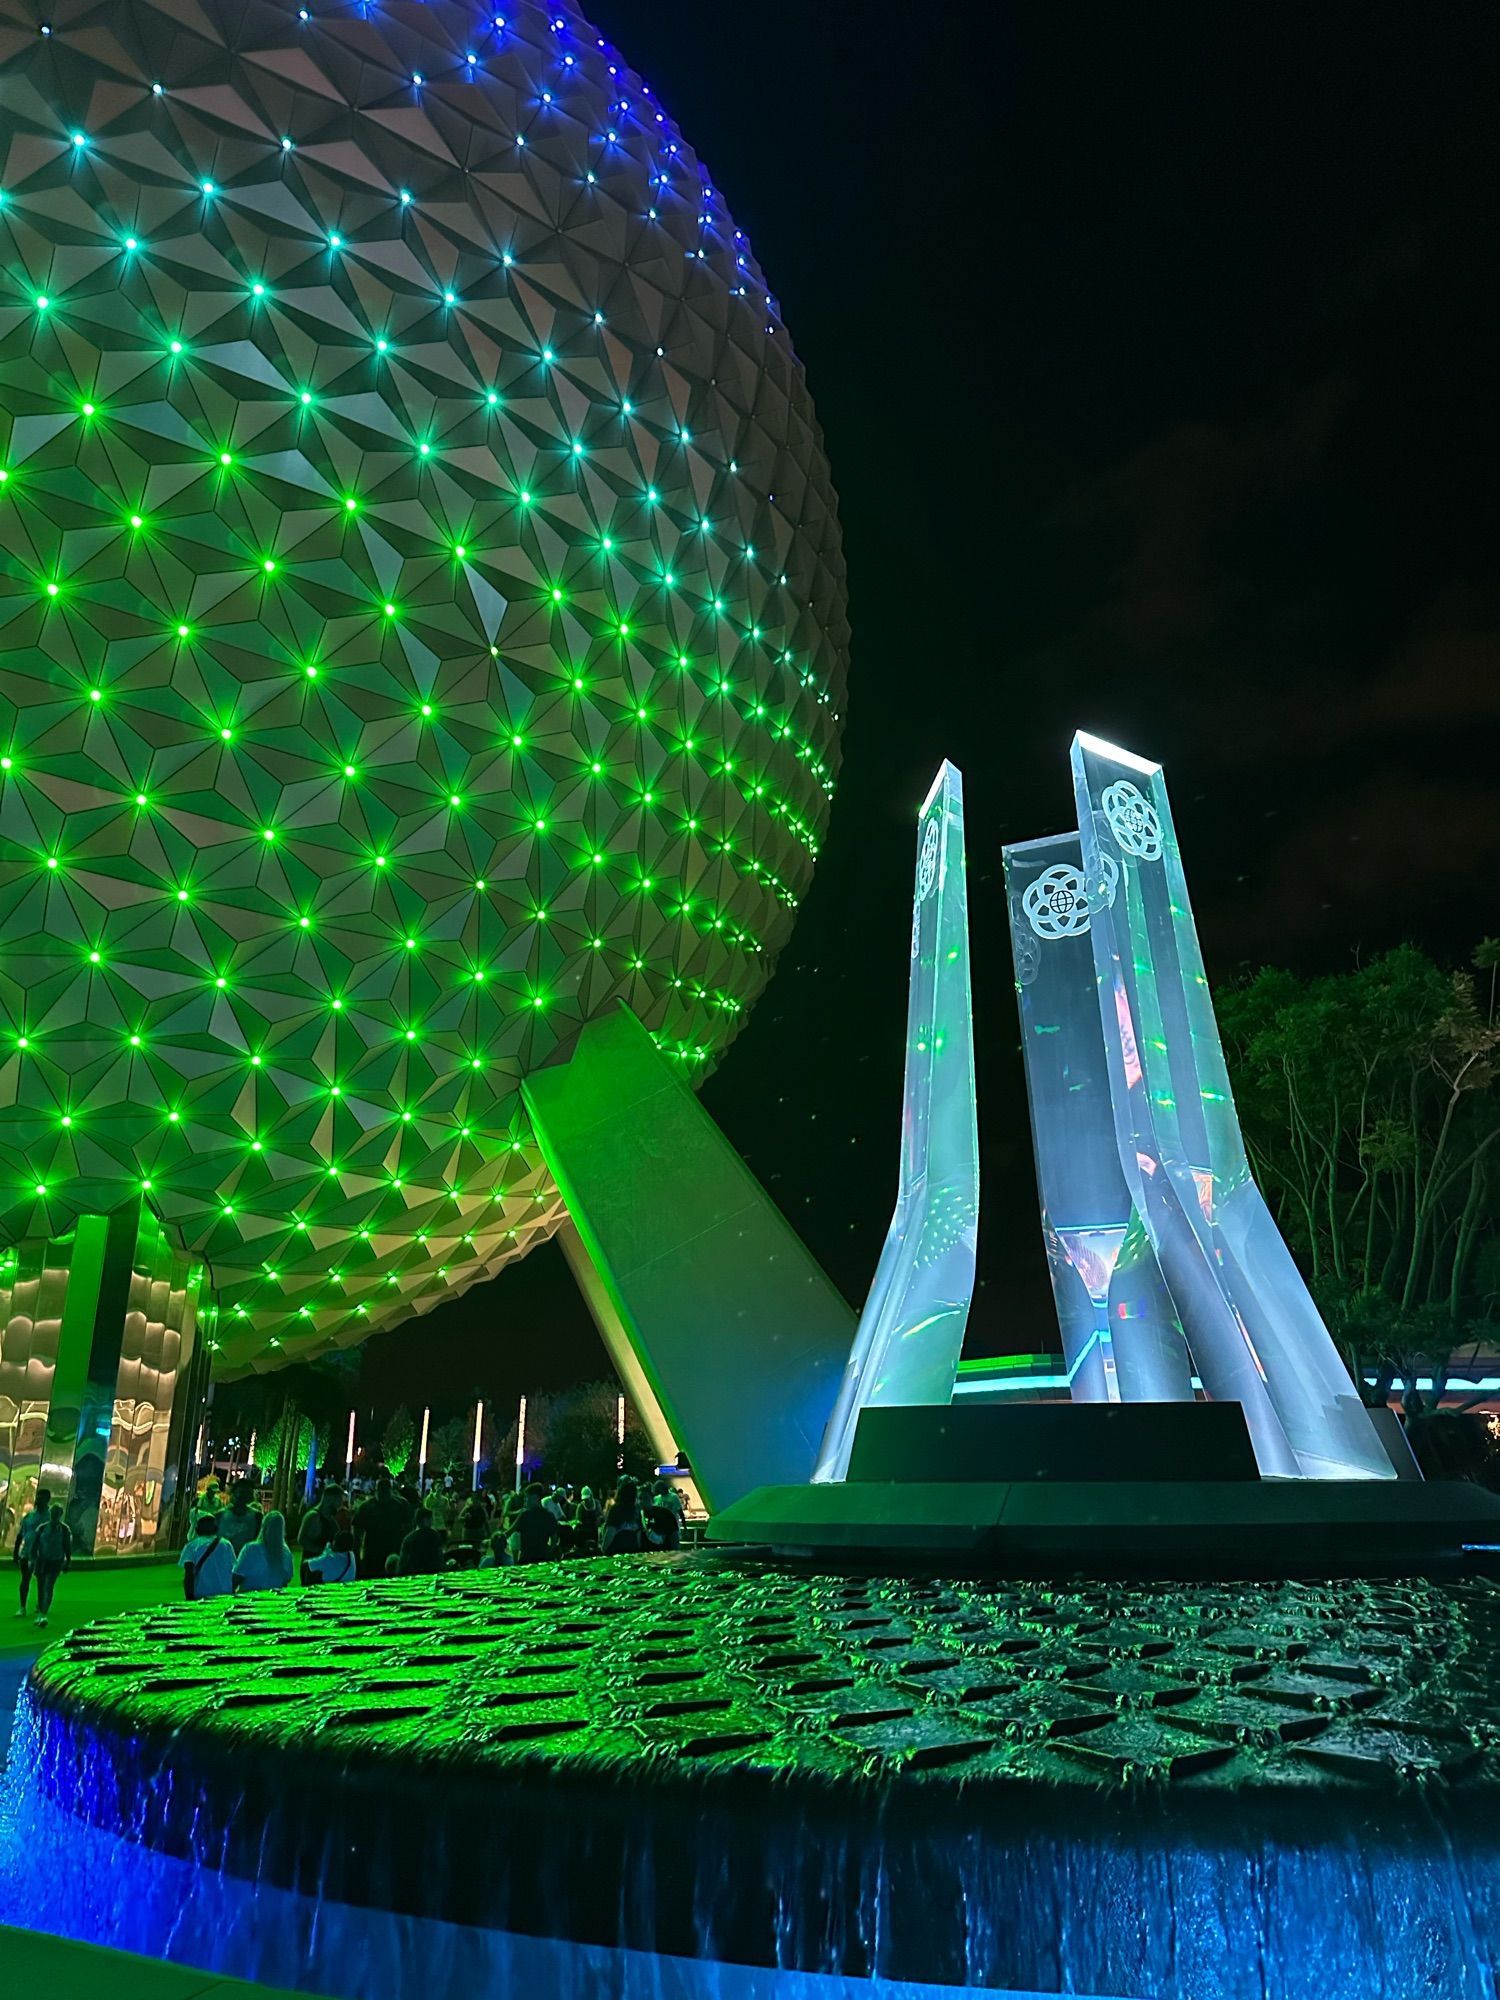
left=814, top=761, right=979, bottom=1482
left=1004, top=833, right=1195, bottom=1406
left=1071, top=732, right=1394, bottom=1481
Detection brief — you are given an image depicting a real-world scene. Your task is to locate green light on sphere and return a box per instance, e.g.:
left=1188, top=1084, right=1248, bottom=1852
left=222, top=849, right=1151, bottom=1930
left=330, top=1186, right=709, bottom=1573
left=0, top=0, right=847, bottom=1377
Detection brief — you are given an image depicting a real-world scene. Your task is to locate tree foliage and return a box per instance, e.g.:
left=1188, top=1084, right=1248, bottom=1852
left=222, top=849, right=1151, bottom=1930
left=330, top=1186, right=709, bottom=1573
left=1220, top=942, right=1499, bottom=1414
left=522, top=1380, right=656, bottom=1487
left=380, top=1404, right=416, bottom=1476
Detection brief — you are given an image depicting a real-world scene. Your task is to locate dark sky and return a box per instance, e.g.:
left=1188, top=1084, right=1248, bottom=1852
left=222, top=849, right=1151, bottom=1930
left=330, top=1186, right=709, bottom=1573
left=355, top=1, right=1500, bottom=1423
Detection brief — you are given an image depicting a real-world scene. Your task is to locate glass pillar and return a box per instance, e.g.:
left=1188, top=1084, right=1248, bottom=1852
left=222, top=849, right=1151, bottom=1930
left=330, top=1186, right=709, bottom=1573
left=815, top=761, right=980, bottom=1481
left=1004, top=832, right=1195, bottom=1404
left=1071, top=732, right=1393, bottom=1481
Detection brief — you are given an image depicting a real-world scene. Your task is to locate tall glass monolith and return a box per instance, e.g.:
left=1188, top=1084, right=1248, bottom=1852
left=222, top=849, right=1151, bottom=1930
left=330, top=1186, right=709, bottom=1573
left=1004, top=833, right=1195, bottom=1404
left=815, top=762, right=980, bottom=1481
left=1071, top=733, right=1393, bottom=1480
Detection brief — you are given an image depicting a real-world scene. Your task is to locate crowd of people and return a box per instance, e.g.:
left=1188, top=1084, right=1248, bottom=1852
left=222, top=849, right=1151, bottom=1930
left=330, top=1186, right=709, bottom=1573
left=10, top=1460, right=692, bottom=1619
left=170, top=1469, right=690, bottom=1599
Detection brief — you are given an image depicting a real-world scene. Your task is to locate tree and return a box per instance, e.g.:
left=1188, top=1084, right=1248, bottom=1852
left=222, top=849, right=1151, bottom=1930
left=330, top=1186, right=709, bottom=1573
left=1220, top=943, right=1499, bottom=1426
left=215, top=1350, right=358, bottom=1510
left=523, top=1380, right=656, bottom=1487
left=426, top=1412, right=474, bottom=1479
left=380, top=1405, right=416, bottom=1476
left=258, top=1408, right=317, bottom=1480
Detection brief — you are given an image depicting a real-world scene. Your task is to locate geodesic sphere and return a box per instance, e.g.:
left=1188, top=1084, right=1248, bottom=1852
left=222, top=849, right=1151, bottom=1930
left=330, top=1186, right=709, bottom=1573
left=0, top=0, right=847, bottom=1373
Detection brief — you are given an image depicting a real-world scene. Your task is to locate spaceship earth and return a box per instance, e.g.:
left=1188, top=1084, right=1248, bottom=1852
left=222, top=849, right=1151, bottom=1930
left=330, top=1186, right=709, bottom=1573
left=0, top=0, right=848, bottom=1374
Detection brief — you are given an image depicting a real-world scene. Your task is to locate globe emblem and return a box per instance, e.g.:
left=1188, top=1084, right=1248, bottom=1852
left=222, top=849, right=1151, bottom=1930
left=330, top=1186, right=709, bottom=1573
left=916, top=816, right=942, bottom=902
left=1023, top=864, right=1091, bottom=940
left=1101, top=781, right=1164, bottom=861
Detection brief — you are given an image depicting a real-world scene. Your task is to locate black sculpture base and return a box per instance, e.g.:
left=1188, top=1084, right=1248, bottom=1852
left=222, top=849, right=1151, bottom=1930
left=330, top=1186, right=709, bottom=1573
left=846, top=1398, right=1262, bottom=1483
left=708, top=1474, right=1500, bottom=1572
left=710, top=1404, right=1500, bottom=1573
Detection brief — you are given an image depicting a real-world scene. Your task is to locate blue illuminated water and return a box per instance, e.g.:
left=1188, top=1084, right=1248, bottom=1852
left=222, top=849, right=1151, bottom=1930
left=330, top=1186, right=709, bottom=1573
left=1, top=1671, right=1495, bottom=1998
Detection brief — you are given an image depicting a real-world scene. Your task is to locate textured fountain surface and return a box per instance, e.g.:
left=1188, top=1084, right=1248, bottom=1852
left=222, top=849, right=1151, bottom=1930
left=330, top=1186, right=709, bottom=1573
left=9, top=1556, right=1500, bottom=1997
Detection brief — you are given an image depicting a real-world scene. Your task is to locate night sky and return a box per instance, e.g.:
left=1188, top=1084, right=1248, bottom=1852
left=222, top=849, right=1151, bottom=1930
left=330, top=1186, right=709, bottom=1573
left=356, top=1, right=1500, bottom=1421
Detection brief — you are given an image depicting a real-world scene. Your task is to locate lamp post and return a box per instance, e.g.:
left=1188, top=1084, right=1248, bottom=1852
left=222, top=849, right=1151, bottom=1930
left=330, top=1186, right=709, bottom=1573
left=418, top=1405, right=430, bottom=1494
left=514, top=1394, right=527, bottom=1494
left=616, top=1391, right=626, bottom=1474
left=472, top=1400, right=484, bottom=1492
left=345, top=1409, right=355, bottom=1488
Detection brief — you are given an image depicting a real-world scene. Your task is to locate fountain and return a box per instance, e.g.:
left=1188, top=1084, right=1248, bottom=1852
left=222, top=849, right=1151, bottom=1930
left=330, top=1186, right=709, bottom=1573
left=4, top=1559, right=1500, bottom=1997
left=7, top=735, right=1500, bottom=1995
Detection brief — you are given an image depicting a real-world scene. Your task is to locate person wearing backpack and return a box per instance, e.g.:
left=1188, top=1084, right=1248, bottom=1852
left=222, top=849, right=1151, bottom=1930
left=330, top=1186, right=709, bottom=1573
left=304, top=1528, right=358, bottom=1585
left=644, top=1481, right=682, bottom=1551
left=12, top=1485, right=51, bottom=1618
left=178, top=1512, right=234, bottom=1600
left=599, top=1476, right=643, bottom=1556
left=29, top=1502, right=72, bottom=1628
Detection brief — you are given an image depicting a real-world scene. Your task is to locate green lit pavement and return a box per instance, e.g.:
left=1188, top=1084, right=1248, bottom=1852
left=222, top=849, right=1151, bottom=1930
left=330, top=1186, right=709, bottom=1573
left=1, top=1926, right=302, bottom=2000
left=0, top=1558, right=185, bottom=1663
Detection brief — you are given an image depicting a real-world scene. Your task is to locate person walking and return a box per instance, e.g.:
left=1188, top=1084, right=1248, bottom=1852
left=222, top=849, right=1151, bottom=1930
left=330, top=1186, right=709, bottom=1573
left=29, top=1502, right=73, bottom=1628
left=571, top=1485, right=601, bottom=1555
left=510, top=1484, right=560, bottom=1565
left=234, top=1510, right=294, bottom=1592
left=457, top=1491, right=490, bottom=1552
left=217, top=1480, right=262, bottom=1557
left=296, top=1484, right=344, bottom=1585
left=396, top=1508, right=447, bottom=1575
left=12, top=1485, right=51, bottom=1619
left=354, top=1476, right=412, bottom=1581
left=644, top=1481, right=682, bottom=1550
left=600, top=1476, right=643, bottom=1556
left=179, top=1512, right=235, bottom=1599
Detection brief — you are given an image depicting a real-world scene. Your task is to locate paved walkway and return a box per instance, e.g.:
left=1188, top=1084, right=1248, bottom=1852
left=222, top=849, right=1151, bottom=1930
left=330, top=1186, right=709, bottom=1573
left=1, top=1557, right=184, bottom=1665
left=2, top=1925, right=301, bottom=2000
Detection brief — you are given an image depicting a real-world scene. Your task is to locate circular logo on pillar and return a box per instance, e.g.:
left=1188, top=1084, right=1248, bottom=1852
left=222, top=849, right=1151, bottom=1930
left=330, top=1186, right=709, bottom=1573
left=1101, top=780, right=1163, bottom=861
left=1023, top=864, right=1091, bottom=939
left=916, top=816, right=941, bottom=902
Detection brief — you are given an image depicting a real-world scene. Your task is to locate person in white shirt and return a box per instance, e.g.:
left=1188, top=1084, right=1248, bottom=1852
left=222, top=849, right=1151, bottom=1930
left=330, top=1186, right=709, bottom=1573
left=179, top=1513, right=235, bottom=1599
left=304, top=1530, right=357, bottom=1584
left=233, top=1509, right=294, bottom=1592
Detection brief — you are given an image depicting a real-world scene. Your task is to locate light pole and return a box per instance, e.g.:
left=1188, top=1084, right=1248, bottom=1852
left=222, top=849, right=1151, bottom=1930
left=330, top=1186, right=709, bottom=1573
left=344, top=1409, right=355, bottom=1488
left=418, top=1405, right=430, bottom=1494
left=514, top=1394, right=527, bottom=1494
left=471, top=1400, right=484, bottom=1492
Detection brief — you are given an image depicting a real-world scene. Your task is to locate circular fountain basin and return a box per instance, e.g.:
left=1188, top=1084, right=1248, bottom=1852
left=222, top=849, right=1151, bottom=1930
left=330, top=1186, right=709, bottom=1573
left=6, top=1557, right=1500, bottom=1998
